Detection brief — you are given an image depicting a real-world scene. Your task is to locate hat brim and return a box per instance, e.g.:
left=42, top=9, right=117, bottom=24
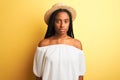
left=44, top=3, right=76, bottom=25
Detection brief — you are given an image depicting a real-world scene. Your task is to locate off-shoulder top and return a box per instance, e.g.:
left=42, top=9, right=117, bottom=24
left=33, top=44, right=86, bottom=80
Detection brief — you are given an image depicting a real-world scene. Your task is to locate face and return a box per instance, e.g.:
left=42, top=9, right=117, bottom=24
left=54, top=11, right=70, bottom=35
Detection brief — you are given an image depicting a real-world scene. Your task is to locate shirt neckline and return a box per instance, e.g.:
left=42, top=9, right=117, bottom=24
left=37, top=44, right=83, bottom=51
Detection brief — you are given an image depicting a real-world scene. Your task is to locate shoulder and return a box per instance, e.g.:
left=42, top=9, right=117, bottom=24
left=38, top=36, right=55, bottom=47
left=72, top=38, right=83, bottom=50
left=38, top=39, right=50, bottom=47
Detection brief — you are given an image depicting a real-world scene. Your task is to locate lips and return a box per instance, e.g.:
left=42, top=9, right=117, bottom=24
left=59, top=29, right=65, bottom=32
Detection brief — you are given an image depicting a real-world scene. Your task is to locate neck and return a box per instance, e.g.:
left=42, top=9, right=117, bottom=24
left=54, top=34, right=68, bottom=39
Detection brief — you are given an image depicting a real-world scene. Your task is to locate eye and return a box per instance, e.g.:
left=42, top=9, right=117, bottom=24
left=55, top=19, right=60, bottom=23
left=64, top=19, right=69, bottom=23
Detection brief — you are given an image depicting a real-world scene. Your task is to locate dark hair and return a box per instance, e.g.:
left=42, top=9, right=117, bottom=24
left=44, top=9, right=74, bottom=38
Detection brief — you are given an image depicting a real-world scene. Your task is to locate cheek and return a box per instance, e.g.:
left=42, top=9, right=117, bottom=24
left=65, top=23, right=70, bottom=30
left=54, top=23, right=60, bottom=29
left=54, top=24, right=60, bottom=32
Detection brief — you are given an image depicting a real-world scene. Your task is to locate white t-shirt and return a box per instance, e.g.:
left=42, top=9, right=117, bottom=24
left=33, top=44, right=86, bottom=80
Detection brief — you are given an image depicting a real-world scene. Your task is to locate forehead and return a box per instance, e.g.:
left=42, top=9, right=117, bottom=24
left=55, top=11, right=70, bottom=19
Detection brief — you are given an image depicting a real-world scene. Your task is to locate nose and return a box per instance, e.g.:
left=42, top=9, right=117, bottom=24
left=60, top=21, right=64, bottom=28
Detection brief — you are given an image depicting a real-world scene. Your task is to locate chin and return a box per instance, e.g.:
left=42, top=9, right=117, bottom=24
left=59, top=32, right=67, bottom=35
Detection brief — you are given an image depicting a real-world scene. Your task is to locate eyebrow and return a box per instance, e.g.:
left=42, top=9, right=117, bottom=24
left=55, top=18, right=69, bottom=20
left=64, top=19, right=69, bottom=21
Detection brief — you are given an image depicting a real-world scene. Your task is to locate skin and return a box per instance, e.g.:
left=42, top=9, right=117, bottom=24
left=37, top=11, right=84, bottom=80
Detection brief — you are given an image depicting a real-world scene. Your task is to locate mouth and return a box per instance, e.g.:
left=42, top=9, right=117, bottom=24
left=59, top=29, right=65, bottom=32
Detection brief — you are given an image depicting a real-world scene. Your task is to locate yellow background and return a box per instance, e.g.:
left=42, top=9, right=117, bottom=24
left=0, top=0, right=120, bottom=80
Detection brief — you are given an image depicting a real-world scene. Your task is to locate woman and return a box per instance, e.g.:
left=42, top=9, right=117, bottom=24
left=33, top=3, right=86, bottom=80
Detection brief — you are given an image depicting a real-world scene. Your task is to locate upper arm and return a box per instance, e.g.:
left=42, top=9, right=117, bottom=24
left=36, top=77, right=42, bottom=80
left=79, top=76, right=83, bottom=80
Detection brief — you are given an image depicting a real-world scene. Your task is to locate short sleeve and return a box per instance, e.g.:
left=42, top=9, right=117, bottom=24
left=78, top=51, right=86, bottom=76
left=33, top=47, right=45, bottom=77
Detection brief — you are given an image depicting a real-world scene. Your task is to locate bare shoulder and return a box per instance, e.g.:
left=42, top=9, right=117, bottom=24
left=72, top=38, right=83, bottom=50
left=38, top=39, right=50, bottom=47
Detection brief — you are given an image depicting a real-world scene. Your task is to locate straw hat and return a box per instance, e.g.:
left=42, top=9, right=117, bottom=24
left=44, top=3, right=76, bottom=25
